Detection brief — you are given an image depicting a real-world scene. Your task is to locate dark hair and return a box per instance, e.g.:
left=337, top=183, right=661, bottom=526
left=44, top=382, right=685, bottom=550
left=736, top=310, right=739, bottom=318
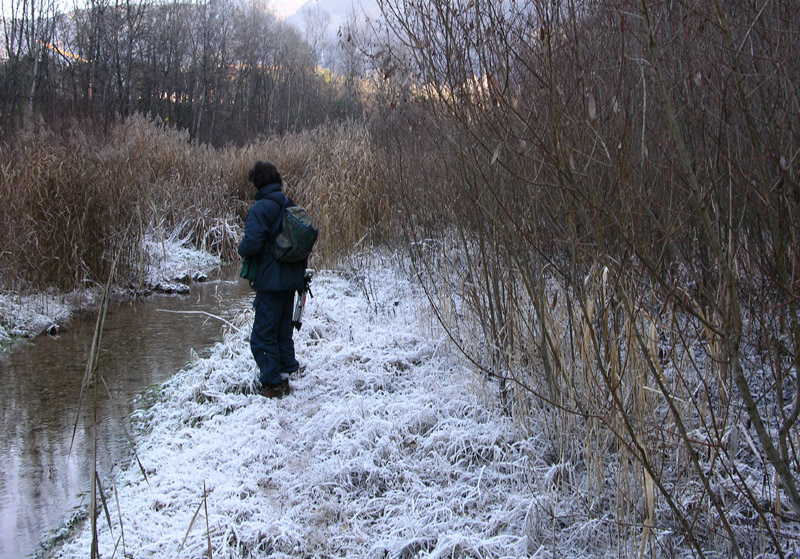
left=248, top=160, right=282, bottom=189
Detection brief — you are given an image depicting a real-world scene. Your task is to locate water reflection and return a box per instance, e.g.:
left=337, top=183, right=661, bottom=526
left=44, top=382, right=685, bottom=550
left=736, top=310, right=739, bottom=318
left=0, top=277, right=252, bottom=559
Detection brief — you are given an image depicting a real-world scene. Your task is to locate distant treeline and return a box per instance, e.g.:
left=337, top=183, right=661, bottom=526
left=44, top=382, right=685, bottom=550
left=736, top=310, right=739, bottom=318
left=0, top=0, right=367, bottom=145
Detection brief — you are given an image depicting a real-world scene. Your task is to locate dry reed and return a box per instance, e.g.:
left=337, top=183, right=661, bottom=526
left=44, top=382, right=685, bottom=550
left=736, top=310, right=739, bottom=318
left=0, top=116, right=393, bottom=293
left=229, top=121, right=394, bottom=266
left=371, top=0, right=800, bottom=555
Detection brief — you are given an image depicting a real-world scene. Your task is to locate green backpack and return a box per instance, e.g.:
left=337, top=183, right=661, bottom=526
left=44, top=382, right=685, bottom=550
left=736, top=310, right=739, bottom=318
left=270, top=201, right=318, bottom=263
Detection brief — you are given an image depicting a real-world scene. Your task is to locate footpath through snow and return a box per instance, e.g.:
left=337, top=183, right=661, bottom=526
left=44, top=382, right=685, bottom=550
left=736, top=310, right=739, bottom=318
left=50, top=260, right=557, bottom=558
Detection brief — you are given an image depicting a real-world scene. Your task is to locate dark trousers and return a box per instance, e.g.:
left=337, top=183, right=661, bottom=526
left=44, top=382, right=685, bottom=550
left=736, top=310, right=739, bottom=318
left=251, top=290, right=299, bottom=387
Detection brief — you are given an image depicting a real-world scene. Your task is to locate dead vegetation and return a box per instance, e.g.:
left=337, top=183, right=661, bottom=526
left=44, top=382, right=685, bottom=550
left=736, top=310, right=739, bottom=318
left=0, top=116, right=391, bottom=292
left=367, top=0, right=800, bottom=556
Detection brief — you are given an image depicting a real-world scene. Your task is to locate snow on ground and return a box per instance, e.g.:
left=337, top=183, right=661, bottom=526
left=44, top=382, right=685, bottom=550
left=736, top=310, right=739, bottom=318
left=48, top=258, right=586, bottom=559
left=0, top=290, right=75, bottom=342
left=0, top=236, right=220, bottom=343
left=142, top=232, right=222, bottom=293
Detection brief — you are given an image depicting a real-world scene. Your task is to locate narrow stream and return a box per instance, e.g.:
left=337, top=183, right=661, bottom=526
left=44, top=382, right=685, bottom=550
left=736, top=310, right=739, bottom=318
left=0, top=275, right=253, bottom=559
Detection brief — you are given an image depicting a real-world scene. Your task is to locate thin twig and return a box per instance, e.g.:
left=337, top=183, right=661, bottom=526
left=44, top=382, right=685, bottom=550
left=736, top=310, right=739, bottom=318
left=154, top=309, right=246, bottom=334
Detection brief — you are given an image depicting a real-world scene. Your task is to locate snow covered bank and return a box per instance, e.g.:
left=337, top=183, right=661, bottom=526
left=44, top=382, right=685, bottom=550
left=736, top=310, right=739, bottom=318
left=0, top=236, right=220, bottom=344
left=47, top=260, right=595, bottom=558
left=0, top=290, right=75, bottom=343
left=141, top=232, right=222, bottom=294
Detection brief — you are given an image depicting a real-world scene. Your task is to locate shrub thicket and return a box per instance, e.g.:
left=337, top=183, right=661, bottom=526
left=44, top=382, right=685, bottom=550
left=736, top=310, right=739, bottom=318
left=369, top=0, right=800, bottom=556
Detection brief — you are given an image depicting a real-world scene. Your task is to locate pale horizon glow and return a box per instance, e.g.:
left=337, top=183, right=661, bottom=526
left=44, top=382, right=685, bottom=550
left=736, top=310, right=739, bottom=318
left=270, top=0, right=308, bottom=18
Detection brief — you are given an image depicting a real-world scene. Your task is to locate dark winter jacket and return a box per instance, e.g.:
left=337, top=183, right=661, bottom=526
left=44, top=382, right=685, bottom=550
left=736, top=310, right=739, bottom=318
left=237, top=182, right=306, bottom=292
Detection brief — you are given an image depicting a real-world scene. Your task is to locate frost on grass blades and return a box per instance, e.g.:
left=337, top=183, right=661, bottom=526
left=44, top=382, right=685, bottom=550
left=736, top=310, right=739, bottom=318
left=0, top=291, right=74, bottom=344
left=141, top=231, right=224, bottom=294
left=49, top=260, right=616, bottom=559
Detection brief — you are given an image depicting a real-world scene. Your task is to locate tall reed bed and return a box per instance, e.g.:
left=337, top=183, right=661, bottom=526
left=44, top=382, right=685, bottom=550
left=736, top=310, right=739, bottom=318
left=406, top=202, right=796, bottom=557
left=0, top=117, right=391, bottom=293
left=104, top=117, right=245, bottom=263
left=230, top=122, right=395, bottom=265
left=0, top=123, right=144, bottom=291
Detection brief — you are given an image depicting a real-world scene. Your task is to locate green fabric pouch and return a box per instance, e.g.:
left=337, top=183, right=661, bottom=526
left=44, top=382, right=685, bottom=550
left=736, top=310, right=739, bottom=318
left=239, top=256, right=258, bottom=283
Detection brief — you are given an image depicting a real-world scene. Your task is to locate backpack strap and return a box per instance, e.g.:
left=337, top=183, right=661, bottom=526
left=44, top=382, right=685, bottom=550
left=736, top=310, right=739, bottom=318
left=265, top=191, right=288, bottom=238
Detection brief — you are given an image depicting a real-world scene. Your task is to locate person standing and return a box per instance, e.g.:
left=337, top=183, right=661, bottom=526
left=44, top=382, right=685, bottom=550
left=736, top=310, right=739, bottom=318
left=238, top=160, right=307, bottom=398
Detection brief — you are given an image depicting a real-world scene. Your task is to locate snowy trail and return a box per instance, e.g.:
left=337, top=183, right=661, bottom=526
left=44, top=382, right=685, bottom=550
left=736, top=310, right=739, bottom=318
left=51, top=265, right=550, bottom=558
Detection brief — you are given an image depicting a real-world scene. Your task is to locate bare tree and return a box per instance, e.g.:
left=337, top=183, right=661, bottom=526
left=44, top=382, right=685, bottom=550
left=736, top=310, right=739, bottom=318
left=302, top=2, right=331, bottom=67
left=1, top=0, right=364, bottom=140
left=0, top=0, right=57, bottom=124
left=372, top=0, right=800, bottom=555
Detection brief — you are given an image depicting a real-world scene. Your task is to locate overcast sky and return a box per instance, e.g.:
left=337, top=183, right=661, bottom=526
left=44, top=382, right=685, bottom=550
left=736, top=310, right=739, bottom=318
left=270, top=0, right=308, bottom=18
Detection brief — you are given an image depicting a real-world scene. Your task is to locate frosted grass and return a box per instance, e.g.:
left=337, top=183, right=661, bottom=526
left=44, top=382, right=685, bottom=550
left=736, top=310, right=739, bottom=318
left=49, top=260, right=617, bottom=558
left=142, top=231, right=222, bottom=290
left=0, top=290, right=74, bottom=341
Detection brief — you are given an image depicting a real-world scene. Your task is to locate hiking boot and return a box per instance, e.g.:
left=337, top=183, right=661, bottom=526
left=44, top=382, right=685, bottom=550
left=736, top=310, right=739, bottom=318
left=260, top=380, right=290, bottom=399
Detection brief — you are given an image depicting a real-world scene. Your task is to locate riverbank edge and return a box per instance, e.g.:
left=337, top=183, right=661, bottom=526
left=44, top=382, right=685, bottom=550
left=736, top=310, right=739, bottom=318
left=0, top=237, right=224, bottom=350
